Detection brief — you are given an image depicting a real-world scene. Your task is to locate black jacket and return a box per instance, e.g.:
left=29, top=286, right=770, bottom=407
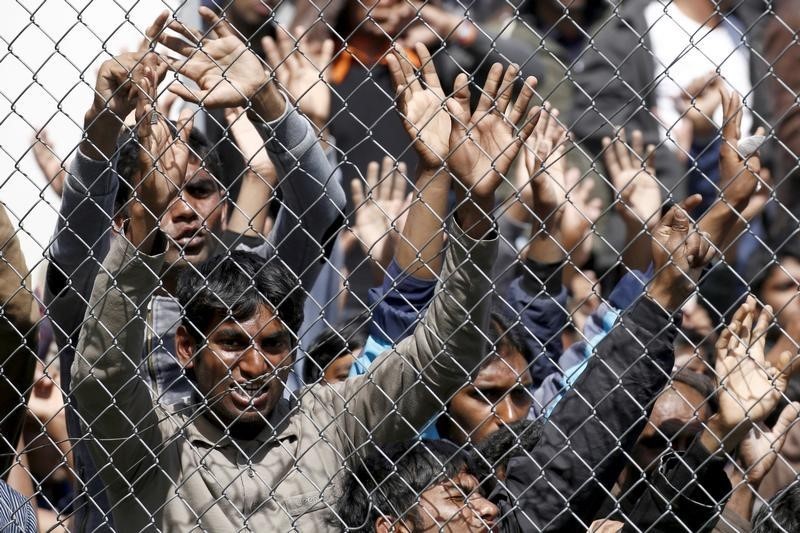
left=493, top=296, right=679, bottom=532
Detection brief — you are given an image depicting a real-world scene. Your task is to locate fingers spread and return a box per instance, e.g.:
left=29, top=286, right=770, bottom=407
left=199, top=6, right=234, bottom=37
left=476, top=63, right=504, bottom=114
left=508, top=76, right=536, bottom=125
left=494, top=63, right=519, bottom=115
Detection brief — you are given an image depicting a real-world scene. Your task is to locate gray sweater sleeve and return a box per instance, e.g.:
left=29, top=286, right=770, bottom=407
left=242, top=96, right=346, bottom=290
left=44, top=149, right=118, bottom=343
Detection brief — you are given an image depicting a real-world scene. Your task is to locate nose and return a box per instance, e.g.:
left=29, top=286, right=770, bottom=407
left=168, top=192, right=198, bottom=223
left=495, top=396, right=526, bottom=426
left=470, top=494, right=499, bottom=529
left=236, top=344, right=272, bottom=380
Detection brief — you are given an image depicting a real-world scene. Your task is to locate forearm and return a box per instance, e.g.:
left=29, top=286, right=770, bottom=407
left=47, top=151, right=118, bottom=303
left=80, top=109, right=124, bottom=161
left=724, top=469, right=755, bottom=523
left=394, top=165, right=450, bottom=279
left=504, top=298, right=676, bottom=531
left=622, top=220, right=653, bottom=272
left=249, top=93, right=345, bottom=287
left=343, top=221, right=498, bottom=447
left=227, top=170, right=275, bottom=237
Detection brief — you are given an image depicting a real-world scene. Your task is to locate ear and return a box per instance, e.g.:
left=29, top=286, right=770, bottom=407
left=219, top=200, right=229, bottom=232
left=175, top=324, right=198, bottom=369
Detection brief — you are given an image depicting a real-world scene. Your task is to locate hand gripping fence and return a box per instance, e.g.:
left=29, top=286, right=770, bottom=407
left=2, top=0, right=800, bottom=531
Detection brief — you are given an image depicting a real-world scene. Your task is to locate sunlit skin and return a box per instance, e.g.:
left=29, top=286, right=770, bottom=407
left=375, top=471, right=499, bottom=533
left=161, top=159, right=227, bottom=268
left=438, top=346, right=533, bottom=445
left=322, top=350, right=362, bottom=384
left=760, top=257, right=800, bottom=328
left=175, top=304, right=293, bottom=439
left=629, top=382, right=711, bottom=478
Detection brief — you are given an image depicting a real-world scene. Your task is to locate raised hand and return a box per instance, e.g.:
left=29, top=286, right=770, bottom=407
left=678, top=72, right=723, bottom=138
left=82, top=11, right=170, bottom=160
left=350, top=157, right=409, bottom=268
left=521, top=103, right=568, bottom=227
left=647, top=195, right=714, bottom=311
left=128, top=59, right=193, bottom=251
left=738, top=402, right=800, bottom=485
left=718, top=90, right=765, bottom=210
left=262, top=26, right=334, bottom=128
left=159, top=7, right=282, bottom=119
left=387, top=43, right=451, bottom=169
left=31, top=129, right=65, bottom=196
left=446, top=64, right=539, bottom=199
left=603, top=129, right=662, bottom=229
left=715, top=299, right=795, bottom=431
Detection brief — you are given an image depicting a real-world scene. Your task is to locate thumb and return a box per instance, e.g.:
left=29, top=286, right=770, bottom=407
left=770, top=402, right=800, bottom=452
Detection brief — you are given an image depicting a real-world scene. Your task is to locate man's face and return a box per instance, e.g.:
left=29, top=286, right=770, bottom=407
left=761, top=257, right=800, bottom=328
left=161, top=159, right=227, bottom=267
left=632, top=382, right=710, bottom=471
left=229, top=0, right=277, bottom=27
left=176, top=304, right=293, bottom=434
left=400, top=472, right=498, bottom=532
left=443, top=348, right=533, bottom=445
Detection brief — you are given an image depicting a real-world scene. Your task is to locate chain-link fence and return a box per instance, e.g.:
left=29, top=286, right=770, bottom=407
left=2, top=0, right=800, bottom=531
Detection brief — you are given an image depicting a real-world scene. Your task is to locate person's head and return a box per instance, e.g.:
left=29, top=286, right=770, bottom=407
left=303, top=319, right=368, bottom=384
left=175, top=251, right=305, bottom=438
left=751, top=482, right=800, bottom=533
left=116, top=126, right=228, bottom=269
left=437, top=309, right=534, bottom=445
left=630, top=369, right=717, bottom=476
left=747, top=236, right=800, bottom=327
left=470, top=419, right=542, bottom=491
left=337, top=439, right=498, bottom=532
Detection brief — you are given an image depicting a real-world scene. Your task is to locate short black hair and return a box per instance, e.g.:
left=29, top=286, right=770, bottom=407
left=177, top=251, right=305, bottom=345
left=671, top=368, right=719, bottom=415
left=335, top=440, right=471, bottom=532
left=752, top=482, right=800, bottom=533
left=303, top=318, right=368, bottom=384
left=470, top=419, right=542, bottom=489
left=487, top=304, right=534, bottom=364
left=114, top=124, right=225, bottom=214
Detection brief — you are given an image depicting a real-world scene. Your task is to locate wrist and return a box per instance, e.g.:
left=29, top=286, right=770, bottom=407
left=82, top=109, right=123, bottom=160
left=249, top=83, right=286, bottom=123
left=645, top=277, right=686, bottom=313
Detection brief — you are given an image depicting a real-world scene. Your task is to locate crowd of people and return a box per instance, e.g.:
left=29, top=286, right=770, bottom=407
left=3, top=0, right=800, bottom=531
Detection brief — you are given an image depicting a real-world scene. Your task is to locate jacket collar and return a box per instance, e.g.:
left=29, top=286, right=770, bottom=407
left=179, top=398, right=297, bottom=449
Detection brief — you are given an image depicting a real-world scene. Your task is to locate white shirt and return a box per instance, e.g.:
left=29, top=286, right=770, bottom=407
left=644, top=1, right=752, bottom=148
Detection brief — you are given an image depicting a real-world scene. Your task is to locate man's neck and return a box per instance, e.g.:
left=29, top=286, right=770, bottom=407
left=672, top=0, right=722, bottom=26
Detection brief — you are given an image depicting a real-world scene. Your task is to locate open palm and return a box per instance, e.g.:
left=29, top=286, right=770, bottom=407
left=716, top=298, right=792, bottom=430
left=159, top=8, right=267, bottom=108
left=387, top=43, right=451, bottom=168
left=446, top=63, right=539, bottom=198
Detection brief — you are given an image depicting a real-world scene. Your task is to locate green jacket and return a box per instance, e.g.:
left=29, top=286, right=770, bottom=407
left=71, top=222, right=497, bottom=531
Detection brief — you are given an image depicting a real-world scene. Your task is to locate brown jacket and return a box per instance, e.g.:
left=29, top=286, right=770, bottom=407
left=71, top=222, right=497, bottom=531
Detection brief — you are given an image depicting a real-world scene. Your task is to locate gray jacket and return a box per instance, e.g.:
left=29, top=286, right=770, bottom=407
left=71, top=221, right=496, bottom=531
left=45, top=98, right=345, bottom=530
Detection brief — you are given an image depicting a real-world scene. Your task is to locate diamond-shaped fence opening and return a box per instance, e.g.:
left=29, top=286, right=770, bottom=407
left=1, top=0, right=799, bottom=531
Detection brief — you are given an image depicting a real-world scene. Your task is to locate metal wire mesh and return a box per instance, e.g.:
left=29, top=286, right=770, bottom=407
left=1, top=0, right=800, bottom=531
